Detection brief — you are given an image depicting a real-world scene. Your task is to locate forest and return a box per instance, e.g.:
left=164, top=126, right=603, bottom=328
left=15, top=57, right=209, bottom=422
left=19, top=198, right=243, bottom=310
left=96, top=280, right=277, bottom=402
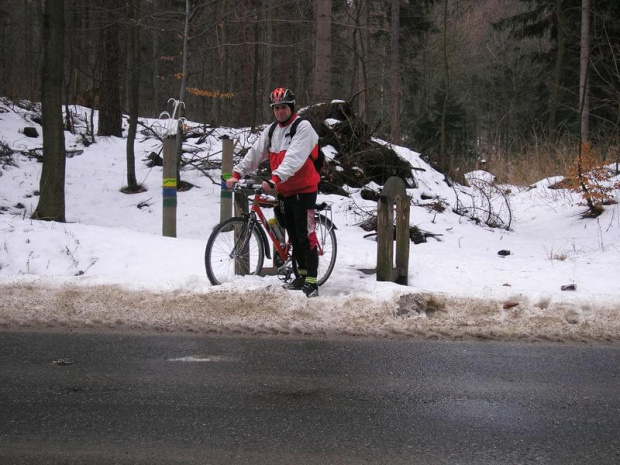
left=1, top=0, right=619, bottom=184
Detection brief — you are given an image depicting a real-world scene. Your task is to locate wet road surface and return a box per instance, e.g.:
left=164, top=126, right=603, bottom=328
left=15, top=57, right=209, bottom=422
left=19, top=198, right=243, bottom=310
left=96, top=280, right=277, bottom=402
left=1, top=330, right=619, bottom=464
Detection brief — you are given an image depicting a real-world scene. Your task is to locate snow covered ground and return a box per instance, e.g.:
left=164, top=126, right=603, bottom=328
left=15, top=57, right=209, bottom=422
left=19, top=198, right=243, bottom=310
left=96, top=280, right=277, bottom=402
left=1, top=98, right=619, bottom=342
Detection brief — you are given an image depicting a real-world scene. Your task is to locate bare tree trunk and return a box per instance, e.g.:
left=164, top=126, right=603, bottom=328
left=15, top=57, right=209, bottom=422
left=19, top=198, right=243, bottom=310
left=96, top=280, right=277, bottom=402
left=125, top=0, right=140, bottom=191
left=178, top=0, right=190, bottom=110
left=313, top=0, right=332, bottom=102
left=350, top=0, right=368, bottom=123
left=579, top=0, right=590, bottom=144
left=214, top=0, right=227, bottom=125
left=389, top=0, right=400, bottom=143
left=350, top=3, right=360, bottom=103
left=360, top=2, right=370, bottom=124
left=262, top=0, right=273, bottom=122
left=33, top=0, right=66, bottom=222
left=151, top=0, right=161, bottom=116
left=440, top=0, right=449, bottom=163
left=250, top=9, right=260, bottom=131
left=548, top=0, right=565, bottom=141
left=176, top=0, right=191, bottom=187
left=98, top=1, right=123, bottom=137
left=64, top=4, right=75, bottom=134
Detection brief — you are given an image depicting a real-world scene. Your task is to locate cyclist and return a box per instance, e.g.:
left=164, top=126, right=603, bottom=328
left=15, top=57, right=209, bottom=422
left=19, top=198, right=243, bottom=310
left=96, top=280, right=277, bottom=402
left=225, top=87, right=321, bottom=298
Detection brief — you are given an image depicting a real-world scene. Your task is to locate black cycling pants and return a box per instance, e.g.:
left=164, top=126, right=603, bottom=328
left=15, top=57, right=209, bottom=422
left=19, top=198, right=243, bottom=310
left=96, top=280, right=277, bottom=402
left=280, top=191, right=318, bottom=280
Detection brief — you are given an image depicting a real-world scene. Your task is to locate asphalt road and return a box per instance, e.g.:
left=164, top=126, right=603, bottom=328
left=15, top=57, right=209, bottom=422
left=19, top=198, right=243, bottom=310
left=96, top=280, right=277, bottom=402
left=0, top=330, right=619, bottom=464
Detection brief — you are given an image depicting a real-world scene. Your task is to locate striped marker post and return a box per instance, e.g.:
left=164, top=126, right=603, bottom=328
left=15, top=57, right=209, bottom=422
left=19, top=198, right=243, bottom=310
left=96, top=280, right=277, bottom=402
left=162, top=135, right=177, bottom=237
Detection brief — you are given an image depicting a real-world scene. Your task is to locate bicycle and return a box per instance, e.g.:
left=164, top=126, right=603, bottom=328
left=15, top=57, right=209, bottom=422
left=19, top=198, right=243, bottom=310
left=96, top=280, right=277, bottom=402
left=205, top=179, right=337, bottom=286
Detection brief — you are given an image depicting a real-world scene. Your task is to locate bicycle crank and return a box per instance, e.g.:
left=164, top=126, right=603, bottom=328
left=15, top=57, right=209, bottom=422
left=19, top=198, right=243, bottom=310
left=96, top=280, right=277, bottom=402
left=277, top=264, right=295, bottom=283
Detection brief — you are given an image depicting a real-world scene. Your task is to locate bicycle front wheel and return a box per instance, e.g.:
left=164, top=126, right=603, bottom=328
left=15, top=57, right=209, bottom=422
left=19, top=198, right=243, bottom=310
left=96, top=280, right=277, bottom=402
left=205, top=217, right=265, bottom=285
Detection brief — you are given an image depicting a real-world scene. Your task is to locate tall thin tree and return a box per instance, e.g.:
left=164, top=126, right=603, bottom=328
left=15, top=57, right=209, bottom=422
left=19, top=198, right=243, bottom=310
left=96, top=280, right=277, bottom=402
left=390, top=0, right=400, bottom=143
left=261, top=0, right=274, bottom=122
left=33, top=0, right=66, bottom=222
left=313, top=0, right=332, bottom=101
left=548, top=0, right=566, bottom=140
left=440, top=0, right=450, bottom=162
left=151, top=0, right=162, bottom=116
left=579, top=0, right=590, bottom=143
left=98, top=1, right=123, bottom=137
left=350, top=0, right=369, bottom=123
left=250, top=7, right=260, bottom=131
left=125, top=0, right=141, bottom=192
left=175, top=0, right=192, bottom=188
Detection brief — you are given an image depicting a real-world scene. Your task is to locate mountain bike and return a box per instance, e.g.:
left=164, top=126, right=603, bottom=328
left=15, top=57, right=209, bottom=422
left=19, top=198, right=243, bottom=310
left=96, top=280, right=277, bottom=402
left=205, top=179, right=337, bottom=286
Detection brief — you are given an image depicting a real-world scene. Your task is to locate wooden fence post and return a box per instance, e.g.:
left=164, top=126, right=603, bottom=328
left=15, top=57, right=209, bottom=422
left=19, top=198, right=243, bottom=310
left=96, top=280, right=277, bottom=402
left=376, top=176, right=410, bottom=284
left=232, top=187, right=250, bottom=275
left=162, top=135, right=177, bottom=237
left=376, top=195, right=394, bottom=281
left=220, top=135, right=234, bottom=222
left=394, top=194, right=410, bottom=285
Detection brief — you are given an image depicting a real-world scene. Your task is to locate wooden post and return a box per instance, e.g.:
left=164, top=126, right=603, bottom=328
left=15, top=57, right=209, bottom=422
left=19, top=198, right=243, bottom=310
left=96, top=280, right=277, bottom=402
left=376, top=196, right=394, bottom=282
left=162, top=135, right=177, bottom=237
left=234, top=190, right=249, bottom=217
left=394, top=195, right=410, bottom=285
left=233, top=185, right=250, bottom=276
left=220, top=135, right=234, bottom=222
left=376, top=176, right=410, bottom=284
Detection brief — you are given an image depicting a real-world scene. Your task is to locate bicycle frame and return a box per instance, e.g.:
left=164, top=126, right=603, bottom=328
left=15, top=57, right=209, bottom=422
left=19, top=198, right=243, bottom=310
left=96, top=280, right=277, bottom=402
left=240, top=185, right=327, bottom=264
left=246, top=191, right=292, bottom=263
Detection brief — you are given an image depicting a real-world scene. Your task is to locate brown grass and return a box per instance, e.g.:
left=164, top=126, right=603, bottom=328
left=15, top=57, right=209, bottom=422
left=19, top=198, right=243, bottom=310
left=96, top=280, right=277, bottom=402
left=459, top=138, right=620, bottom=186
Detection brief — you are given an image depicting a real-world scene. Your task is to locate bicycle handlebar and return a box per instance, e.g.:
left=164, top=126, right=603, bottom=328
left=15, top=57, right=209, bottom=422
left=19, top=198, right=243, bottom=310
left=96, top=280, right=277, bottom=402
left=221, top=176, right=260, bottom=193
left=227, top=178, right=276, bottom=202
left=223, top=177, right=331, bottom=211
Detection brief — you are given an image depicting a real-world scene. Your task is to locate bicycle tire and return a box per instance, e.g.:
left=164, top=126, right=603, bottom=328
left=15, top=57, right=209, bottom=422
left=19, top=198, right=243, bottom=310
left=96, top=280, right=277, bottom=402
left=205, top=216, right=265, bottom=285
left=292, top=213, right=337, bottom=286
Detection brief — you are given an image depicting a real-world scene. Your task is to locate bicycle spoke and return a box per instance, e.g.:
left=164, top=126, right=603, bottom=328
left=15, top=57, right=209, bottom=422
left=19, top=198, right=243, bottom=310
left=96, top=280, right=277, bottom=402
left=205, top=218, right=265, bottom=285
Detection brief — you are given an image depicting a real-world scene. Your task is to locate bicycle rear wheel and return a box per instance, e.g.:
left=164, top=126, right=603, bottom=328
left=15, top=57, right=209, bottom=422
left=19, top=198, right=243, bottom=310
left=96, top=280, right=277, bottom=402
left=292, top=213, right=337, bottom=286
left=205, top=217, right=265, bottom=285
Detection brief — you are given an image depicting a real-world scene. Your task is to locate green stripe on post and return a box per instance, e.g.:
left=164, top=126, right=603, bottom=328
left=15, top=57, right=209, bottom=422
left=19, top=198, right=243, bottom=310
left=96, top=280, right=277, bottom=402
left=163, top=197, right=177, bottom=208
left=221, top=173, right=232, bottom=198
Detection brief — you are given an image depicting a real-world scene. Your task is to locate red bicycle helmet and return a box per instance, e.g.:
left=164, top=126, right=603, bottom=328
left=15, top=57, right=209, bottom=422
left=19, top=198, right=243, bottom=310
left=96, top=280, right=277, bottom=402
left=269, top=87, right=295, bottom=107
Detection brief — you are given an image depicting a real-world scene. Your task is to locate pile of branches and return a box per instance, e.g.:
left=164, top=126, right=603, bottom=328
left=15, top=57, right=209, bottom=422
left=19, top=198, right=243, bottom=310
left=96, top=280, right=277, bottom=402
left=453, top=178, right=512, bottom=230
left=300, top=102, right=415, bottom=195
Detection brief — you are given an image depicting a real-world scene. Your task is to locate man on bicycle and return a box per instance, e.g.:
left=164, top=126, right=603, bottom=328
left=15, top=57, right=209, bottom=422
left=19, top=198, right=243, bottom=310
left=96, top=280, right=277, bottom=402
left=225, top=87, right=321, bottom=298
